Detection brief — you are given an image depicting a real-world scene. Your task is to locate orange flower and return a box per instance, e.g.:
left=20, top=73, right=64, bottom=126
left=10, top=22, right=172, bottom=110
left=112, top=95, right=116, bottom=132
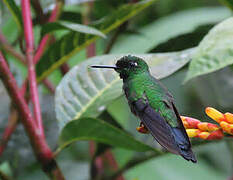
left=181, top=112, right=224, bottom=140
left=136, top=107, right=233, bottom=140
left=182, top=107, right=233, bottom=140
left=205, top=107, right=225, bottom=123
left=205, top=107, right=233, bottom=135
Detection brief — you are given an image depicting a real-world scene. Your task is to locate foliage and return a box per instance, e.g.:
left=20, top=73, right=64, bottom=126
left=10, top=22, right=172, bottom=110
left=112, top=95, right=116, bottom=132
left=36, top=0, right=156, bottom=82
left=41, top=21, right=106, bottom=38
left=185, top=17, right=233, bottom=82
left=0, top=0, right=233, bottom=180
left=58, top=117, right=158, bottom=152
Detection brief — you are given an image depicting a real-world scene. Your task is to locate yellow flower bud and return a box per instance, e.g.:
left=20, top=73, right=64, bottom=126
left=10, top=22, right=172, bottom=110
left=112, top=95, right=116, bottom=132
left=205, top=107, right=224, bottom=123
left=225, top=113, right=233, bottom=124
left=197, top=122, right=219, bottom=132
left=198, top=132, right=210, bottom=140
left=220, top=121, right=233, bottom=135
left=186, top=129, right=200, bottom=138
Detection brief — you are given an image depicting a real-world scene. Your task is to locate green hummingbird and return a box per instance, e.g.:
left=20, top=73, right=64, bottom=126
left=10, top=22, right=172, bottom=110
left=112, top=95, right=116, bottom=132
left=91, top=55, right=197, bottom=163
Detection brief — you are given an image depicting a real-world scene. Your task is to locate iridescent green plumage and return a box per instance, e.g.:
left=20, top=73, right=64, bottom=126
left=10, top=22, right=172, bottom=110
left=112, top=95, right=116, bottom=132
left=91, top=55, right=197, bottom=163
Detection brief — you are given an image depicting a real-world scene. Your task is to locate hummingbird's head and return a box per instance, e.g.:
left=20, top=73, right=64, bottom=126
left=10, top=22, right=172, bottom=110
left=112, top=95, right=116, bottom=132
left=91, top=55, right=149, bottom=80
left=115, top=55, right=149, bottom=79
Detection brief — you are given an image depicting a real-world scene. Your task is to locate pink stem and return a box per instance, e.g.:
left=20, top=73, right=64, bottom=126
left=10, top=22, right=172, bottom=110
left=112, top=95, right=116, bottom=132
left=42, top=79, right=55, bottom=94
left=34, top=3, right=61, bottom=64
left=0, top=31, right=26, bottom=64
left=104, top=150, right=125, bottom=180
left=22, top=0, right=34, bottom=49
left=0, top=52, right=37, bottom=142
left=34, top=36, right=49, bottom=64
left=22, top=0, right=44, bottom=135
left=60, top=63, right=70, bottom=75
left=87, top=43, right=96, bottom=58
left=0, top=0, right=57, bottom=159
left=0, top=31, right=54, bottom=94
left=0, top=108, right=18, bottom=156
left=0, top=52, right=64, bottom=179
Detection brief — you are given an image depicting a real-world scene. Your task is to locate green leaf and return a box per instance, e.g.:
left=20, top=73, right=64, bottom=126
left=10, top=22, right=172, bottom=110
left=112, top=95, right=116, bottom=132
left=55, top=49, right=195, bottom=129
left=58, top=117, right=158, bottom=153
left=219, top=0, right=233, bottom=11
left=3, top=0, right=22, bottom=30
left=125, top=153, right=226, bottom=180
left=1, top=17, right=18, bottom=43
left=36, top=0, right=156, bottom=82
left=111, top=7, right=230, bottom=53
left=0, top=162, right=12, bottom=178
left=60, top=11, right=82, bottom=23
left=185, top=17, right=233, bottom=82
left=41, top=21, right=106, bottom=38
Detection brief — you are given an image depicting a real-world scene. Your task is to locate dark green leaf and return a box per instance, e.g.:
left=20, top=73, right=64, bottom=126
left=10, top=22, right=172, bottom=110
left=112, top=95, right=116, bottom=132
left=55, top=49, right=194, bottom=129
left=60, top=11, right=82, bottom=23
left=185, top=17, right=233, bottom=82
left=111, top=7, right=230, bottom=53
left=3, top=0, right=22, bottom=30
left=36, top=0, right=156, bottom=82
left=58, top=118, right=158, bottom=153
left=41, top=21, right=106, bottom=38
left=219, top=0, right=233, bottom=11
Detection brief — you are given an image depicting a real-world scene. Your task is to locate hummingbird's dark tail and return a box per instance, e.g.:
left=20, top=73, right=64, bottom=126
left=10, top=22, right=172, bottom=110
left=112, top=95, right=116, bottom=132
left=171, top=127, right=197, bottom=163
left=170, top=103, right=197, bottom=163
left=179, top=148, right=197, bottom=163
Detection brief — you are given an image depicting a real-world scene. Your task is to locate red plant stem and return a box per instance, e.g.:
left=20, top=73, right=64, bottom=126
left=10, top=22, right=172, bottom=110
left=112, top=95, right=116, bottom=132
left=89, top=141, right=96, bottom=156
left=104, top=150, right=124, bottom=180
left=0, top=31, right=26, bottom=64
left=0, top=0, right=57, bottom=158
left=0, top=78, right=54, bottom=156
left=0, top=52, right=64, bottom=179
left=87, top=43, right=96, bottom=58
left=22, top=0, right=44, bottom=135
left=95, top=156, right=104, bottom=176
left=0, top=108, right=18, bottom=156
left=20, top=1, right=64, bottom=178
left=22, top=0, right=34, bottom=49
left=60, top=63, right=70, bottom=75
left=0, top=77, right=30, bottom=156
left=21, top=78, right=28, bottom=95
left=31, top=0, right=46, bottom=24
left=34, top=36, right=49, bottom=64
left=34, top=2, right=62, bottom=64
left=0, top=31, right=55, bottom=94
left=43, top=79, right=55, bottom=94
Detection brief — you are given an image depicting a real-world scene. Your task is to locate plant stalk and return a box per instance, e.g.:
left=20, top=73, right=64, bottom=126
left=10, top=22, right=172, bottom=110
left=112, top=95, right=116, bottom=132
left=0, top=51, right=64, bottom=179
left=0, top=107, right=18, bottom=156
left=22, top=0, right=44, bottom=134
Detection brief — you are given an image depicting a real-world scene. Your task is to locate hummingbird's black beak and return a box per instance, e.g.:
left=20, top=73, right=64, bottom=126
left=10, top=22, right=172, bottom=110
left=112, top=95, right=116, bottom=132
left=90, top=65, right=118, bottom=70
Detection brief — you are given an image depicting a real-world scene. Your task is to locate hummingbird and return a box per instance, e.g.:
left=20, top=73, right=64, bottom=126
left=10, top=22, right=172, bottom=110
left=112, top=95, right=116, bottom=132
left=91, top=55, right=197, bottom=163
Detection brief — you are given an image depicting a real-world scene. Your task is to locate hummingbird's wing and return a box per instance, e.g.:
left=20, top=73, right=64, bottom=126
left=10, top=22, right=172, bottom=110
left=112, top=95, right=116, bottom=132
left=132, top=98, right=197, bottom=163
left=133, top=99, right=180, bottom=154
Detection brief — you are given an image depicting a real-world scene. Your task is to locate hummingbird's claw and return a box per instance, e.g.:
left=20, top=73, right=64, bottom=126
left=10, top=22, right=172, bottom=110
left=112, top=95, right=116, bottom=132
left=136, top=122, right=149, bottom=134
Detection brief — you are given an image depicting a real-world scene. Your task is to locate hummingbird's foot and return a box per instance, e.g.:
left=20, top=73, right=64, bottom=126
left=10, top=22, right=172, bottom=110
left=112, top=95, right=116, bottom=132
left=136, top=122, right=149, bottom=134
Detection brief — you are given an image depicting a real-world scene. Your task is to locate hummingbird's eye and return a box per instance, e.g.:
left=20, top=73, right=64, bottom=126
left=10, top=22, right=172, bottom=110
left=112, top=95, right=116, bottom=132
left=129, top=62, right=138, bottom=68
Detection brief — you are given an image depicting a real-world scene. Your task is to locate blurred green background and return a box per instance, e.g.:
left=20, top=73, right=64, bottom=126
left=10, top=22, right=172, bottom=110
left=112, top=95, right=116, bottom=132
left=1, top=0, right=233, bottom=179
